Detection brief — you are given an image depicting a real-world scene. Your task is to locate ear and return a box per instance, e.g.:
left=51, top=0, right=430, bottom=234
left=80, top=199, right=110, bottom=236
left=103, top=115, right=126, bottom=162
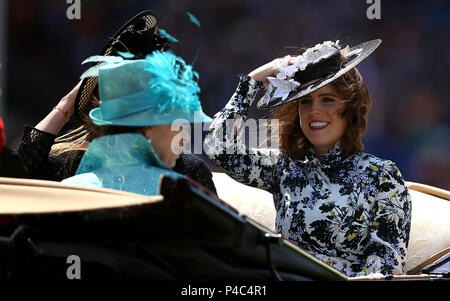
left=138, top=126, right=153, bottom=139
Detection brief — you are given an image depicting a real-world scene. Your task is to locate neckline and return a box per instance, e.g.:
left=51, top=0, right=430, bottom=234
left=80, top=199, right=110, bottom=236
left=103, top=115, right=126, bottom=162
left=76, top=133, right=170, bottom=174
left=305, top=142, right=344, bottom=168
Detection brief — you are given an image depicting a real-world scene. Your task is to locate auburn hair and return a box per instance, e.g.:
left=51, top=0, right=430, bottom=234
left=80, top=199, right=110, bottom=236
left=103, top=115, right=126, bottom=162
left=270, top=66, right=372, bottom=160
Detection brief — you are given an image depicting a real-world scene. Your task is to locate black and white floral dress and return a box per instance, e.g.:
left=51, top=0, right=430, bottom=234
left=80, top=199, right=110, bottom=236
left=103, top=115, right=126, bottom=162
left=204, top=75, right=412, bottom=277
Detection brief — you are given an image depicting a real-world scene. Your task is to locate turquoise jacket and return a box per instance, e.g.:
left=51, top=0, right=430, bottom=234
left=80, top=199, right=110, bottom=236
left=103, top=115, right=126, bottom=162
left=62, top=133, right=182, bottom=196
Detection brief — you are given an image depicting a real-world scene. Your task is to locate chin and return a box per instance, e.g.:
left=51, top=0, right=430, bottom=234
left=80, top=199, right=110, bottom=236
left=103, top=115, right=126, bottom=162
left=307, top=138, right=330, bottom=148
left=167, top=157, right=178, bottom=168
left=312, top=140, right=340, bottom=153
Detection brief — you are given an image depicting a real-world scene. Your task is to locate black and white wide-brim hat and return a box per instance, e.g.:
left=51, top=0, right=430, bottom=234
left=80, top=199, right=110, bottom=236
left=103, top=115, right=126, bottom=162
left=256, top=39, right=382, bottom=109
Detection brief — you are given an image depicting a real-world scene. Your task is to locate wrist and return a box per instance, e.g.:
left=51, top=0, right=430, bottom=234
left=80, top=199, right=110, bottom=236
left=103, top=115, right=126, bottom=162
left=248, top=62, right=276, bottom=84
left=248, top=70, right=269, bottom=84
left=53, top=106, right=71, bottom=122
left=57, top=97, right=75, bottom=116
left=238, top=75, right=264, bottom=90
left=233, top=75, right=264, bottom=115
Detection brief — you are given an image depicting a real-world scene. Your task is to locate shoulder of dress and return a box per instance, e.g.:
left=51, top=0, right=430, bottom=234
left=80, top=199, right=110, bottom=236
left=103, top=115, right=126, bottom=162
left=277, top=150, right=297, bottom=165
left=356, top=153, right=406, bottom=187
left=355, top=152, right=396, bottom=169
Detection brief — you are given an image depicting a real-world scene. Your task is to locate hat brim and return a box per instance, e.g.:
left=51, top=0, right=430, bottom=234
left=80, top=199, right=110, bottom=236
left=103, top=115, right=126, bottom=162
left=89, top=107, right=212, bottom=127
left=74, top=10, right=163, bottom=123
left=256, top=39, right=382, bottom=109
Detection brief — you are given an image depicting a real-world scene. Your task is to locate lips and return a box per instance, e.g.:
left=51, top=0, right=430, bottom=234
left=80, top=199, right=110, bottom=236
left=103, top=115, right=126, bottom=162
left=309, top=121, right=329, bottom=130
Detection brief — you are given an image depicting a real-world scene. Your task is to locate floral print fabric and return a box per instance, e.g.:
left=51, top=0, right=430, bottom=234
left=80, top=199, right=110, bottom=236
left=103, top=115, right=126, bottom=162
left=204, top=75, right=412, bottom=277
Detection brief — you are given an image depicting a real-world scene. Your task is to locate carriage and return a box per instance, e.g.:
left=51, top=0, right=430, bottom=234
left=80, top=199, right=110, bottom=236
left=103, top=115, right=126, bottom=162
left=0, top=173, right=448, bottom=281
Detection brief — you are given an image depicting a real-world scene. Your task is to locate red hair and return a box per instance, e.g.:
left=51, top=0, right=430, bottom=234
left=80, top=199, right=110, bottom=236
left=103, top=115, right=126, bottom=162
left=271, top=67, right=372, bottom=160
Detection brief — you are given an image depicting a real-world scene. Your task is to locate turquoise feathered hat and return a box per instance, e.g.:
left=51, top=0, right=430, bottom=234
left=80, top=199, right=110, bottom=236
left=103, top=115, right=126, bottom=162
left=80, top=50, right=212, bottom=126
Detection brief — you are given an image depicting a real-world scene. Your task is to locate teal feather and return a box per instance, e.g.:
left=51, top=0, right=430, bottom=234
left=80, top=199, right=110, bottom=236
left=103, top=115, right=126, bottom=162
left=143, top=51, right=201, bottom=114
left=81, top=55, right=124, bottom=65
left=80, top=55, right=125, bottom=79
left=116, top=51, right=135, bottom=59
left=80, top=63, right=107, bottom=79
left=157, top=29, right=178, bottom=43
left=186, top=12, right=201, bottom=28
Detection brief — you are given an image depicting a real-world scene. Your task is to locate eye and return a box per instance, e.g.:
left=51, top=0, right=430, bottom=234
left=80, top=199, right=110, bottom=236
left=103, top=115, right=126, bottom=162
left=300, top=98, right=312, bottom=105
left=323, top=97, right=335, bottom=103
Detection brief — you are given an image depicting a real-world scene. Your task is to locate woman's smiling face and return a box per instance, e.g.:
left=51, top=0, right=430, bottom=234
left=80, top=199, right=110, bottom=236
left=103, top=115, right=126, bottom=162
left=298, top=83, right=347, bottom=155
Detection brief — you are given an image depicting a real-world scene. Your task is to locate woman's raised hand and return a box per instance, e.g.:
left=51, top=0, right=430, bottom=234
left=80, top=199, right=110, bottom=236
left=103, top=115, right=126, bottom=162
left=35, top=81, right=82, bottom=135
left=58, top=80, right=82, bottom=117
left=248, top=55, right=293, bottom=84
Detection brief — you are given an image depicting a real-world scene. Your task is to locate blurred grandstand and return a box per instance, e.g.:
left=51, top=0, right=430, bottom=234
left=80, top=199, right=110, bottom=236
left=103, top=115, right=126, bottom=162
left=1, top=0, right=449, bottom=189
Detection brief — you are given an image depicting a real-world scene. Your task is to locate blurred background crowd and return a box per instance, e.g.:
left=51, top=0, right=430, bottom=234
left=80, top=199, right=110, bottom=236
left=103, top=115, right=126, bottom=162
left=1, top=0, right=449, bottom=189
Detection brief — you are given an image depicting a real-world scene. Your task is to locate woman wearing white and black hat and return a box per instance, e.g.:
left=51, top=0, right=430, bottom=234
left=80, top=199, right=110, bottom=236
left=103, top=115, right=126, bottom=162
left=204, top=39, right=412, bottom=277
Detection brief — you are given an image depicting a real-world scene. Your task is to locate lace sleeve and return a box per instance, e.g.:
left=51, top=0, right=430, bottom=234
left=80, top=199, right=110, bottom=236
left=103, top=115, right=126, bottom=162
left=204, top=75, right=281, bottom=193
left=174, top=153, right=217, bottom=194
left=17, top=126, right=65, bottom=180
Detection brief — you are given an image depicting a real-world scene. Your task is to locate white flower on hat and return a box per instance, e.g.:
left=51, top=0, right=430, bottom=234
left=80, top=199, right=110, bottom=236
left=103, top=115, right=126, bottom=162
left=265, top=40, right=341, bottom=103
left=276, top=64, right=298, bottom=80
left=267, top=76, right=300, bottom=101
left=293, top=56, right=308, bottom=71
left=260, top=83, right=275, bottom=105
left=273, top=55, right=291, bottom=70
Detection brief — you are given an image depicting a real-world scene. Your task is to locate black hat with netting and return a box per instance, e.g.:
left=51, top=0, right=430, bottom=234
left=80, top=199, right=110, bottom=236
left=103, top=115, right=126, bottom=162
left=74, top=10, right=171, bottom=123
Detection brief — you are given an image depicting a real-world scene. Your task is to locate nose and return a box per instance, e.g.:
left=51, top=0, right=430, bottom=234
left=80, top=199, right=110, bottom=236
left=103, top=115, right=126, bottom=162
left=310, top=99, right=323, bottom=115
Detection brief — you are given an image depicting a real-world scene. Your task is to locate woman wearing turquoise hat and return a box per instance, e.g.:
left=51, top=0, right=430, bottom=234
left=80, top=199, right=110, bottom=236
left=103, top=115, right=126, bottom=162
left=62, top=50, right=212, bottom=196
left=16, top=11, right=216, bottom=193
